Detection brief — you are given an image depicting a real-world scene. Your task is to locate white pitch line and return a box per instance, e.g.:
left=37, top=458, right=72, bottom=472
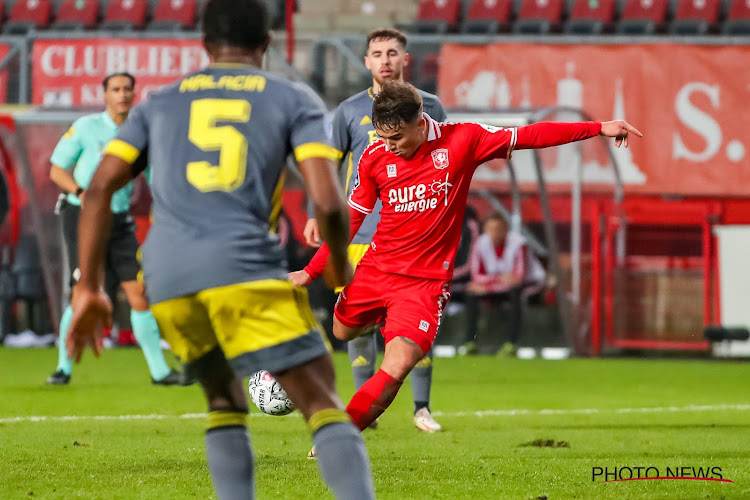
left=2, top=404, right=750, bottom=425
left=432, top=404, right=750, bottom=418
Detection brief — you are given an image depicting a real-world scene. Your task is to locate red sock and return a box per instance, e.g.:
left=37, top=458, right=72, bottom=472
left=346, top=369, right=403, bottom=431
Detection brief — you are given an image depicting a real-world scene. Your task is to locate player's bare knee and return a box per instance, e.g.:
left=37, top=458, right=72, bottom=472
left=381, top=337, right=424, bottom=380
left=272, top=356, right=343, bottom=420
left=201, top=379, right=249, bottom=414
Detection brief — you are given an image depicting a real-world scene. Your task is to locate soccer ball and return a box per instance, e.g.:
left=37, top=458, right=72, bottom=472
left=248, top=370, right=295, bottom=416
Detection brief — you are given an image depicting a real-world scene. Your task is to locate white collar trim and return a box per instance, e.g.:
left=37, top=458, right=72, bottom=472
left=425, top=112, right=441, bottom=142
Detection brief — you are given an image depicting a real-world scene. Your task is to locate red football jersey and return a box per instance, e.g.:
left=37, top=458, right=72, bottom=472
left=305, top=115, right=601, bottom=281
left=349, top=117, right=517, bottom=280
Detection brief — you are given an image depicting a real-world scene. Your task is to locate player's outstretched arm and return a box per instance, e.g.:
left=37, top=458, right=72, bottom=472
left=298, top=157, right=350, bottom=289
left=599, top=120, right=643, bottom=148
left=66, top=154, right=133, bottom=362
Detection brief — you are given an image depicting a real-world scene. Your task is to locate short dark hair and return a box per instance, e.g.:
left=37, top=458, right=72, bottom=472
left=484, top=211, right=507, bottom=227
left=367, top=28, right=407, bottom=50
left=102, top=72, right=135, bottom=91
left=372, top=81, right=422, bottom=131
left=202, top=0, right=268, bottom=51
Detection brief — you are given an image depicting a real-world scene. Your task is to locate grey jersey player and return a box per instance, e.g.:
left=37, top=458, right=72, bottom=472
left=66, top=1, right=376, bottom=498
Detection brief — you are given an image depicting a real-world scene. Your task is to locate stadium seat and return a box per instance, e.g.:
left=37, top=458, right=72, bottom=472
left=148, top=0, right=196, bottom=30
left=3, top=0, right=52, bottom=34
left=616, top=0, right=669, bottom=34
left=669, top=0, right=720, bottom=34
left=512, top=0, right=564, bottom=34
left=414, top=52, right=439, bottom=94
left=722, top=0, right=750, bottom=34
left=412, top=0, right=462, bottom=33
left=461, top=0, right=513, bottom=34
left=52, top=0, right=99, bottom=30
left=564, top=0, right=616, bottom=34
left=100, top=0, right=148, bottom=30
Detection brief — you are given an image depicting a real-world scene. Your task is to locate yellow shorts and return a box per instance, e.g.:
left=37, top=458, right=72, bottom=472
left=151, top=279, right=329, bottom=379
left=334, top=243, right=370, bottom=293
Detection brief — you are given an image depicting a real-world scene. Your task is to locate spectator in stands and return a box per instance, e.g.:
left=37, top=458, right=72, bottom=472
left=464, top=212, right=546, bottom=355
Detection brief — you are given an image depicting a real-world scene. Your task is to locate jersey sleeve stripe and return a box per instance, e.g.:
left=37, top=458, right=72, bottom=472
left=104, top=139, right=141, bottom=164
left=348, top=199, right=373, bottom=214
left=294, top=143, right=342, bottom=162
left=507, top=127, right=518, bottom=159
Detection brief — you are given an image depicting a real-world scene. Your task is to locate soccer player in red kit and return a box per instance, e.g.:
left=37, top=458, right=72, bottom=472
left=291, top=81, right=642, bottom=434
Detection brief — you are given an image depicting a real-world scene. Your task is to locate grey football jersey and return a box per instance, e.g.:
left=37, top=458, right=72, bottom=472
left=315, top=87, right=446, bottom=245
left=112, top=65, right=338, bottom=303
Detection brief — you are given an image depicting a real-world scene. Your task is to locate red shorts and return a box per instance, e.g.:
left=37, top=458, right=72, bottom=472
left=334, top=264, right=450, bottom=354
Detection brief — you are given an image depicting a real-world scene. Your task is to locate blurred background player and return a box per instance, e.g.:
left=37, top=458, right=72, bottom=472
left=66, top=1, right=375, bottom=498
left=303, top=28, right=446, bottom=433
left=465, top=211, right=546, bottom=356
left=294, top=81, right=642, bottom=438
left=46, top=72, right=180, bottom=386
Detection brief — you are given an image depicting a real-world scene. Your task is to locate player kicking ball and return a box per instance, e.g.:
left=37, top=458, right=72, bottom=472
left=291, top=81, right=641, bottom=453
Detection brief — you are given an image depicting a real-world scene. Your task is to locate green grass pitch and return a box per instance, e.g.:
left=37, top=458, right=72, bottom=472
left=1, top=348, right=749, bottom=499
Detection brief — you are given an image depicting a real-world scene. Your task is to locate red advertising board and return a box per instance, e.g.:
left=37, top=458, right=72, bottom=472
left=0, top=43, right=10, bottom=103
left=438, top=43, right=750, bottom=196
left=32, top=38, right=209, bottom=106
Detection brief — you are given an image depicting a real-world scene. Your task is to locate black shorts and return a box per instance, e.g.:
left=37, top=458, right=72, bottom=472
left=60, top=200, right=141, bottom=294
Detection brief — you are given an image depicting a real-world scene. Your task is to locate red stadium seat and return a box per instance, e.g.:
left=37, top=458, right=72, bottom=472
left=3, top=0, right=52, bottom=34
left=100, top=0, right=148, bottom=30
left=670, top=0, right=721, bottom=34
left=414, top=52, right=440, bottom=94
left=723, top=0, right=750, bottom=34
left=564, top=0, right=616, bottom=34
left=148, top=0, right=197, bottom=30
left=512, top=0, right=565, bottom=34
left=616, top=0, right=669, bottom=34
left=414, top=0, right=462, bottom=33
left=53, top=0, right=99, bottom=30
left=461, top=0, right=514, bottom=34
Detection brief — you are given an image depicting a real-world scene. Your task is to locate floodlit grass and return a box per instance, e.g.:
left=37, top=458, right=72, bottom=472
left=1, top=348, right=749, bottom=499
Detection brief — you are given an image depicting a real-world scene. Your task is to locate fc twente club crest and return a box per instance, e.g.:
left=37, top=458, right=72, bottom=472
left=431, top=149, right=449, bottom=170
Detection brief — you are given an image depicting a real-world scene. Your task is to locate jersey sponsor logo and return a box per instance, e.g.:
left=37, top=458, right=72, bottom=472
left=387, top=173, right=453, bottom=213
left=359, top=115, right=372, bottom=125
left=419, top=320, right=429, bottom=332
left=430, top=173, right=453, bottom=206
left=431, top=148, right=450, bottom=170
left=387, top=164, right=397, bottom=178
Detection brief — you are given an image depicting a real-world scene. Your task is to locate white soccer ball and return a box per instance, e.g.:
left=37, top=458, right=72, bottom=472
left=248, top=370, right=295, bottom=416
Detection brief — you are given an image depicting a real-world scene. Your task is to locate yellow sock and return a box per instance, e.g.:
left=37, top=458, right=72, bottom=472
left=207, top=411, right=247, bottom=431
left=307, top=408, right=351, bottom=433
